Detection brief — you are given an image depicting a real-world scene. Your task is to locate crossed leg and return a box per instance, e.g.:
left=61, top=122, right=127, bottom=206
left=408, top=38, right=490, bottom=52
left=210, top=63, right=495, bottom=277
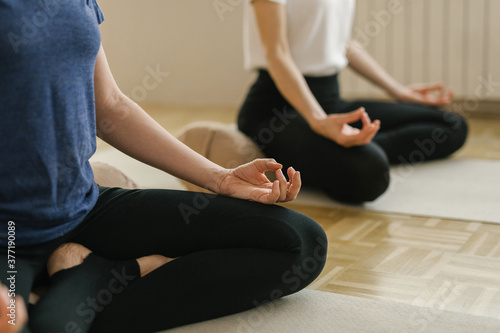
left=4, top=187, right=327, bottom=333
left=29, top=243, right=173, bottom=332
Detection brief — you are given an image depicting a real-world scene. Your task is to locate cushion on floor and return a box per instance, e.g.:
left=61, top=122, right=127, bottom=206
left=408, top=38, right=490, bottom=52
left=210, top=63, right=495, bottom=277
left=176, top=121, right=267, bottom=192
left=90, top=161, right=140, bottom=189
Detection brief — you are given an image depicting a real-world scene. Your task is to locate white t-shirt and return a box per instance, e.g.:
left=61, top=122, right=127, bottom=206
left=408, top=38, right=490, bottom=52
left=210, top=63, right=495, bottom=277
left=243, top=0, right=356, bottom=76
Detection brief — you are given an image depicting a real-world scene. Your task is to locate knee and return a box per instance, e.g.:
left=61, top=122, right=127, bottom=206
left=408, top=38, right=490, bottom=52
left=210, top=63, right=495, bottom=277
left=295, top=217, right=327, bottom=285
left=297, top=214, right=328, bottom=267
left=326, top=147, right=390, bottom=203
left=353, top=169, right=390, bottom=203
left=297, top=222, right=328, bottom=286
left=278, top=210, right=328, bottom=291
left=448, top=113, right=468, bottom=152
left=417, top=112, right=468, bottom=161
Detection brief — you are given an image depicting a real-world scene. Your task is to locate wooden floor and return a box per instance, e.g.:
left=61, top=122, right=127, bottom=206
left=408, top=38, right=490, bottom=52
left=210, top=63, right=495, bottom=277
left=124, top=104, right=500, bottom=319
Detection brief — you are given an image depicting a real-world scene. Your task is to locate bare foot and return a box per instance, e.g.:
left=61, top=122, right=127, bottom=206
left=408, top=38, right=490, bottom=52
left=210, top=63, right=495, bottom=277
left=47, top=243, right=92, bottom=277
left=136, top=254, right=174, bottom=277
left=0, top=283, right=28, bottom=333
left=47, top=243, right=174, bottom=278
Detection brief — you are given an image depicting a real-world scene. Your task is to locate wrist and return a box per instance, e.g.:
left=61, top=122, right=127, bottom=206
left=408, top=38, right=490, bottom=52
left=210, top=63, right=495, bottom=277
left=210, top=167, right=231, bottom=194
left=307, top=111, right=327, bottom=133
left=386, top=82, right=406, bottom=99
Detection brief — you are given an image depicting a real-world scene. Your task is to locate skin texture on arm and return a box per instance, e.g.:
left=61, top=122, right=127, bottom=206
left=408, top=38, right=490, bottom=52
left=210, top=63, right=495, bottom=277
left=93, top=45, right=300, bottom=204
left=251, top=0, right=379, bottom=147
left=346, top=39, right=453, bottom=106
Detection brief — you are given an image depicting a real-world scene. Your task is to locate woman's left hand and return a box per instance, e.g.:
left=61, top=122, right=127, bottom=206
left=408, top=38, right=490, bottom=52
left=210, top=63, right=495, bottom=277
left=216, top=159, right=301, bottom=204
left=393, top=83, right=454, bottom=107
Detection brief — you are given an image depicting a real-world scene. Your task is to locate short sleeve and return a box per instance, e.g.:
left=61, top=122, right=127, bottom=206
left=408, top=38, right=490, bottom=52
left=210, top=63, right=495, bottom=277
left=88, top=0, right=105, bottom=24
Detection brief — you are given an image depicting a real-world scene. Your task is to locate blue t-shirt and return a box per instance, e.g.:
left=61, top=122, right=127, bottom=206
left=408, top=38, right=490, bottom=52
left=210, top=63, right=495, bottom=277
left=0, top=0, right=104, bottom=246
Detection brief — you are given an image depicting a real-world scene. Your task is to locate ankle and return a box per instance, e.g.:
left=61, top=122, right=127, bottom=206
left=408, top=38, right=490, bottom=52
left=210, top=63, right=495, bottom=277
left=136, top=254, right=173, bottom=277
left=47, top=243, right=92, bottom=277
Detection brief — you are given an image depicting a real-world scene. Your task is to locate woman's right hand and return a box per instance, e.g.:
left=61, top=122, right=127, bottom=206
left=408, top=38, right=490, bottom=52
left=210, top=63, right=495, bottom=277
left=310, top=107, right=380, bottom=148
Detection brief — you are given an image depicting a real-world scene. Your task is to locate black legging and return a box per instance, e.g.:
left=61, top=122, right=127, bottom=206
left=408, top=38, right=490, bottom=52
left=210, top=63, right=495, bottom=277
left=238, top=70, right=468, bottom=203
left=0, top=186, right=327, bottom=333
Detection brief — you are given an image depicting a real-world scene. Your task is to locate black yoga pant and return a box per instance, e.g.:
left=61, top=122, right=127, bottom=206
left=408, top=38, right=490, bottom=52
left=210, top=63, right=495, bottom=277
left=0, top=186, right=327, bottom=333
left=237, top=70, right=468, bottom=203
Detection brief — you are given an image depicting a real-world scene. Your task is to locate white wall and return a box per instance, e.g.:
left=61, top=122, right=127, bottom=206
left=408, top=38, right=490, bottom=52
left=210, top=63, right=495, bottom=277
left=98, top=0, right=500, bottom=107
left=98, top=0, right=254, bottom=106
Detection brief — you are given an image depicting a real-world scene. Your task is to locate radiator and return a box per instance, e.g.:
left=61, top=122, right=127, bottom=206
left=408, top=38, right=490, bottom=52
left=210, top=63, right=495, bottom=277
left=340, top=0, right=500, bottom=105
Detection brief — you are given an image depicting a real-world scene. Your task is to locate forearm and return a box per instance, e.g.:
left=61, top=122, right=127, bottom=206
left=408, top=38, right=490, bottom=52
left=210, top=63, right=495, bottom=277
left=251, top=1, right=327, bottom=129
left=96, top=95, right=227, bottom=192
left=266, top=52, right=327, bottom=127
left=346, top=39, right=404, bottom=97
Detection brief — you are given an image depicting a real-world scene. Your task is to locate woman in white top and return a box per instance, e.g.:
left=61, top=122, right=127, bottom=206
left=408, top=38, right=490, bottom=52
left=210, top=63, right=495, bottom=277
left=238, top=0, right=468, bottom=203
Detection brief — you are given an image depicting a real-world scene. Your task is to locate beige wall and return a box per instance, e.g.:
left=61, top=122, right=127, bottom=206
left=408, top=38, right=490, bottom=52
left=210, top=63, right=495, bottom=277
left=98, top=0, right=254, bottom=107
left=99, top=0, right=500, bottom=107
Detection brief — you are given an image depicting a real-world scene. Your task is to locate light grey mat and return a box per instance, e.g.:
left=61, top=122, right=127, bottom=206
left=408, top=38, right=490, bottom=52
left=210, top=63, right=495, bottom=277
left=291, top=158, right=500, bottom=224
left=163, top=289, right=500, bottom=333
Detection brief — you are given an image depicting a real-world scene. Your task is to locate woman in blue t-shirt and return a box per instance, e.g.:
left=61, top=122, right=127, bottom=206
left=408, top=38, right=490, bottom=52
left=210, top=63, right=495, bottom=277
left=0, top=1, right=326, bottom=332
left=238, top=0, right=468, bottom=203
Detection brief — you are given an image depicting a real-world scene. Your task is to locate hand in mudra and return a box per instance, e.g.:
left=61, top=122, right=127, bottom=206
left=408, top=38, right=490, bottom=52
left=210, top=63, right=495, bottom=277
left=311, top=107, right=380, bottom=148
left=217, top=159, right=301, bottom=204
left=394, top=82, right=453, bottom=107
